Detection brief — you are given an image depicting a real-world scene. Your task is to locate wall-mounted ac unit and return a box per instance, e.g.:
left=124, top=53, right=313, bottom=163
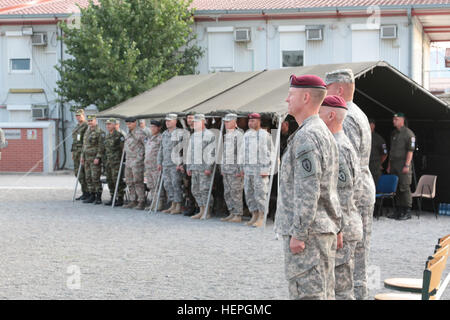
left=32, top=105, right=49, bottom=119
left=234, top=28, right=251, bottom=42
left=31, top=33, right=47, bottom=46
left=381, top=25, right=397, bottom=39
left=306, top=28, right=323, bottom=41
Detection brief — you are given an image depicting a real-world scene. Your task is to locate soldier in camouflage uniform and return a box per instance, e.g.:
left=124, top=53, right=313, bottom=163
left=275, top=75, right=342, bottom=300
left=81, top=115, right=105, bottom=205
left=181, top=112, right=198, bottom=216
left=157, top=114, right=186, bottom=214
left=369, top=119, right=388, bottom=187
left=387, top=113, right=416, bottom=221
left=144, top=120, right=163, bottom=211
left=103, top=118, right=126, bottom=206
left=115, top=120, right=127, bottom=137
left=139, top=119, right=152, bottom=138
left=187, top=114, right=216, bottom=220
left=123, top=117, right=147, bottom=210
left=72, top=109, right=89, bottom=200
left=325, top=69, right=376, bottom=300
left=240, top=113, right=273, bottom=228
left=220, top=113, right=244, bottom=223
left=319, top=95, right=363, bottom=300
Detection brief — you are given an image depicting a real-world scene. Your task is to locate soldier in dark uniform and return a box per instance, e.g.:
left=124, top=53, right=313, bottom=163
left=103, top=118, right=126, bottom=206
left=369, top=119, right=388, bottom=186
left=387, top=113, right=416, bottom=220
left=72, top=109, right=89, bottom=200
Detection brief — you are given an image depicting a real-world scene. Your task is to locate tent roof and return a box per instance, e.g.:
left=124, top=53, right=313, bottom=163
left=97, top=61, right=450, bottom=121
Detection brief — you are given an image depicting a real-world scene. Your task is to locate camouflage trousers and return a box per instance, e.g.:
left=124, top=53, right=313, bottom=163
left=162, top=166, right=183, bottom=203
left=73, top=152, right=88, bottom=193
left=125, top=161, right=145, bottom=203
left=105, top=161, right=125, bottom=198
left=84, top=158, right=102, bottom=193
left=222, top=173, right=243, bottom=215
left=335, top=240, right=358, bottom=300
left=191, top=170, right=213, bottom=207
left=353, top=204, right=374, bottom=300
left=244, top=174, right=269, bottom=213
left=145, top=167, right=160, bottom=199
left=284, top=233, right=336, bottom=300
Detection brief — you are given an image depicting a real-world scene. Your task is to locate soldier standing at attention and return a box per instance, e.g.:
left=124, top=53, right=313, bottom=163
left=220, top=113, right=244, bottom=223
left=123, top=117, right=147, bottom=210
left=369, top=119, right=388, bottom=186
left=72, top=109, right=89, bottom=201
left=187, top=114, right=216, bottom=220
left=274, top=75, right=341, bottom=300
left=387, top=113, right=416, bottom=221
left=157, top=114, right=185, bottom=214
left=240, top=113, right=273, bottom=228
left=319, top=95, right=363, bottom=300
left=144, top=120, right=163, bottom=211
left=325, top=69, right=375, bottom=300
left=81, top=115, right=105, bottom=205
left=103, top=118, right=126, bottom=206
left=181, top=112, right=198, bottom=216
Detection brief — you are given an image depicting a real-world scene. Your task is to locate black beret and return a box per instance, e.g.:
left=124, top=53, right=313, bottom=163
left=150, top=120, right=162, bottom=127
left=125, top=117, right=137, bottom=123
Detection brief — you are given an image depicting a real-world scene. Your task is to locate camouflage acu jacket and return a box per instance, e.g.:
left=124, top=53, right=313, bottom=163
left=104, top=129, right=125, bottom=165
left=186, top=128, right=216, bottom=172
left=71, top=121, right=88, bottom=154
left=82, top=125, right=105, bottom=161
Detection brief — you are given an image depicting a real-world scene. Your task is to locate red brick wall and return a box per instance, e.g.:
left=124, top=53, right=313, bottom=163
left=0, top=128, right=44, bottom=172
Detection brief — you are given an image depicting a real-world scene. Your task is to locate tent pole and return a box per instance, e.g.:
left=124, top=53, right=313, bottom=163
left=202, top=118, right=224, bottom=220
left=262, top=114, right=285, bottom=230
left=72, top=161, right=82, bottom=202
left=150, top=171, right=163, bottom=214
left=111, top=148, right=125, bottom=208
left=355, top=88, right=395, bottom=114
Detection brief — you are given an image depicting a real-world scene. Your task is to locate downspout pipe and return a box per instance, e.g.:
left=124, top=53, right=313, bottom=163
left=408, top=7, right=413, bottom=79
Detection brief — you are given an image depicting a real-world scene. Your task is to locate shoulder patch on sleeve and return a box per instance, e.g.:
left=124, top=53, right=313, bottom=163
left=120, top=136, right=125, bottom=142
left=295, top=143, right=317, bottom=178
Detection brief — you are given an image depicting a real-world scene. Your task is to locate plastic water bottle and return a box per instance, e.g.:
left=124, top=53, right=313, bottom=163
left=445, top=204, right=449, bottom=216
left=439, top=203, right=443, bottom=215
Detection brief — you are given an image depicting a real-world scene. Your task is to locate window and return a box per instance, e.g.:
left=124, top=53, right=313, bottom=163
left=207, top=27, right=234, bottom=72
left=282, top=50, right=304, bottom=67
left=10, top=58, right=31, bottom=71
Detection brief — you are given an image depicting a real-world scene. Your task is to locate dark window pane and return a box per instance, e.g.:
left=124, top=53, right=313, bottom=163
left=11, top=59, right=31, bottom=70
left=282, top=51, right=304, bottom=67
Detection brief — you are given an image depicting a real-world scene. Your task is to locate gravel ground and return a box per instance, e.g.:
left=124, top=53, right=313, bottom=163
left=0, top=174, right=449, bottom=300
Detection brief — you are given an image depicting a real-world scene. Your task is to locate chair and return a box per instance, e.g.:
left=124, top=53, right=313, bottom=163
left=375, top=250, right=450, bottom=300
left=411, top=175, right=437, bottom=219
left=375, top=175, right=399, bottom=220
left=383, top=244, right=449, bottom=294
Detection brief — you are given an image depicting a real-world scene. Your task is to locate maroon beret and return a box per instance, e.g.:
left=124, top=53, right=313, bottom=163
left=322, top=95, right=348, bottom=110
left=248, top=113, right=261, bottom=119
left=290, top=74, right=326, bottom=90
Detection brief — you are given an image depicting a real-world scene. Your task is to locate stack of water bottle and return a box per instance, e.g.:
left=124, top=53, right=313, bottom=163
left=438, top=203, right=450, bottom=216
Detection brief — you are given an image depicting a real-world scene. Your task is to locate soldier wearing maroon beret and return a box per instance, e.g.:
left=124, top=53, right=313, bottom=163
left=274, top=75, right=342, bottom=300
left=319, top=95, right=363, bottom=300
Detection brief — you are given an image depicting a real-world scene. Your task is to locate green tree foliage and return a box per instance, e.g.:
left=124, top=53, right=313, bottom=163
left=56, top=0, right=203, bottom=111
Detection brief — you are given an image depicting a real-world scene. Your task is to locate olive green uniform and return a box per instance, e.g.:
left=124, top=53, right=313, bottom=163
left=389, top=126, right=416, bottom=208
left=369, top=131, right=388, bottom=186
left=72, top=121, right=88, bottom=193
left=104, top=130, right=126, bottom=199
left=82, top=126, right=106, bottom=194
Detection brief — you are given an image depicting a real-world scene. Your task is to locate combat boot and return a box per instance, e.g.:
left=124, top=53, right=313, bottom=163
left=135, top=201, right=146, bottom=210
left=114, top=197, right=124, bottom=207
left=252, top=211, right=265, bottom=228
left=245, top=211, right=258, bottom=226
left=182, top=206, right=196, bottom=217
left=82, top=192, right=95, bottom=204
left=221, top=213, right=234, bottom=222
left=123, top=200, right=137, bottom=209
left=170, top=202, right=182, bottom=214
left=397, top=207, right=412, bottom=220
left=94, top=192, right=102, bottom=205
left=386, top=208, right=400, bottom=219
left=76, top=192, right=88, bottom=201
left=228, top=214, right=242, bottom=223
left=191, top=206, right=205, bottom=219
left=162, top=202, right=174, bottom=213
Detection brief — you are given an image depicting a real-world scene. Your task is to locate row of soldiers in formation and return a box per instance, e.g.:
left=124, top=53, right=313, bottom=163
left=71, top=68, right=416, bottom=300
left=71, top=110, right=275, bottom=228
left=273, top=68, right=416, bottom=300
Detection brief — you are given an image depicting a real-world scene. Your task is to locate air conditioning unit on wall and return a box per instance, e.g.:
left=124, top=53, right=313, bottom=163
left=381, top=25, right=397, bottom=39
left=32, top=105, right=49, bottom=119
left=31, top=32, right=47, bottom=46
left=234, top=28, right=251, bottom=42
left=306, top=27, right=323, bottom=41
